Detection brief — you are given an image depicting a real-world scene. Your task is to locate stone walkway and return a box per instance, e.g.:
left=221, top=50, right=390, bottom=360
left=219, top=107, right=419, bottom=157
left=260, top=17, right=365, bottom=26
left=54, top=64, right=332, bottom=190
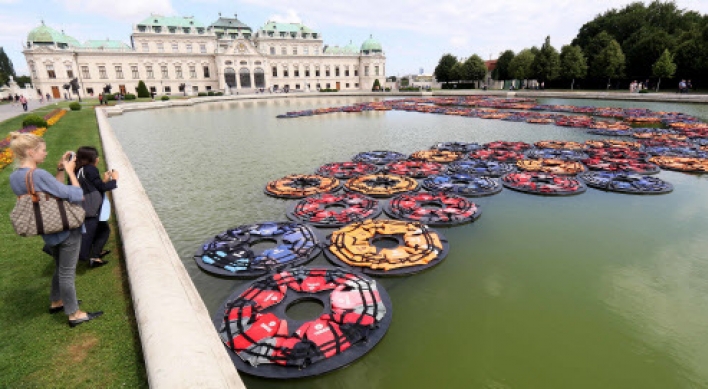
left=0, top=99, right=62, bottom=123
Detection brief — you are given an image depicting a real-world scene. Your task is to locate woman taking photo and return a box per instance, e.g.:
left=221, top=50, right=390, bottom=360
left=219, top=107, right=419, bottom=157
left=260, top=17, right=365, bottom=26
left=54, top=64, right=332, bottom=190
left=9, top=132, right=103, bottom=327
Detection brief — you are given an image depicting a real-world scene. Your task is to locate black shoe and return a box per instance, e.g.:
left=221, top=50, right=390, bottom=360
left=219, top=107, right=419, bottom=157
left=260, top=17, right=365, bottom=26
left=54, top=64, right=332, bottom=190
left=89, top=259, right=109, bottom=268
left=98, top=250, right=111, bottom=258
left=68, top=311, right=103, bottom=327
left=49, top=299, right=82, bottom=314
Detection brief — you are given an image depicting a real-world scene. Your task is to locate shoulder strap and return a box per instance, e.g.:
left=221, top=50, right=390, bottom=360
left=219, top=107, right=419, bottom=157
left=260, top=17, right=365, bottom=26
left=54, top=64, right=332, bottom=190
left=25, top=168, right=39, bottom=203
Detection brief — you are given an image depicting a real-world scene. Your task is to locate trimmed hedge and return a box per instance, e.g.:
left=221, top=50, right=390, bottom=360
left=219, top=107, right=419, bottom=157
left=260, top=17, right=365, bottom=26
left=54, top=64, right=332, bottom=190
left=318, top=89, right=339, bottom=92
left=124, top=93, right=136, bottom=100
left=198, top=92, right=207, bottom=96
left=69, top=102, right=81, bottom=111
left=22, top=114, right=48, bottom=128
left=161, top=95, right=170, bottom=101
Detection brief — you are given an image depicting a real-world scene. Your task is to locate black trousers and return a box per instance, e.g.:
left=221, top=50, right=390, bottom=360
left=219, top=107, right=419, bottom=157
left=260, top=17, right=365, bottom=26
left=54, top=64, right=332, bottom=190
left=79, top=217, right=110, bottom=261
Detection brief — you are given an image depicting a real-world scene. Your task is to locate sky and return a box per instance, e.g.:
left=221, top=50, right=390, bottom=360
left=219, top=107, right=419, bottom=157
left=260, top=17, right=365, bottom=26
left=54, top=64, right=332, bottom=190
left=1, top=0, right=707, bottom=77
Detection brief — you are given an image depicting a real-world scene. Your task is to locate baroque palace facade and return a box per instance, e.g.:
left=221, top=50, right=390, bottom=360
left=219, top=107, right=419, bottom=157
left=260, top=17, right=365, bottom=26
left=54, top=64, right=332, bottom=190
left=23, top=14, right=386, bottom=98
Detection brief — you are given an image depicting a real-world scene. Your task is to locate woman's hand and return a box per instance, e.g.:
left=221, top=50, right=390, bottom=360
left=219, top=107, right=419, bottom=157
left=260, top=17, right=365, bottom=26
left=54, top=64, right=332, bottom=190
left=64, top=158, right=76, bottom=173
left=108, top=170, right=119, bottom=180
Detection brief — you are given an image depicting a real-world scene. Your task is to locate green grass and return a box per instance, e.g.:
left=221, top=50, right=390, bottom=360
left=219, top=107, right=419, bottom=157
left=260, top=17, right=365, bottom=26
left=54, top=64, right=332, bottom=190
left=0, top=103, right=148, bottom=388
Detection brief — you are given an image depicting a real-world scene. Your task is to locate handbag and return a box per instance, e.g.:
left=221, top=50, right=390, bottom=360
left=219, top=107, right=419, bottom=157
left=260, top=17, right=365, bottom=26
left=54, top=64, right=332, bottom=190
left=77, top=167, right=103, bottom=217
left=10, top=168, right=86, bottom=237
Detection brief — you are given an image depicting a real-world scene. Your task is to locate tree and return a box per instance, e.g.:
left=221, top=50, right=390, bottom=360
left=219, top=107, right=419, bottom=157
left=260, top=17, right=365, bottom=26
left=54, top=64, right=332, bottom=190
left=15, top=75, right=32, bottom=88
left=508, top=49, right=535, bottom=87
left=450, top=62, right=463, bottom=83
left=433, top=54, right=458, bottom=84
left=532, top=36, right=561, bottom=82
left=0, top=47, right=16, bottom=86
left=584, top=31, right=614, bottom=78
left=652, top=49, right=676, bottom=92
left=560, top=45, right=588, bottom=90
left=494, top=50, right=515, bottom=80
left=461, top=54, right=487, bottom=83
left=136, top=80, right=150, bottom=98
left=372, top=79, right=381, bottom=91
left=592, top=39, right=625, bottom=89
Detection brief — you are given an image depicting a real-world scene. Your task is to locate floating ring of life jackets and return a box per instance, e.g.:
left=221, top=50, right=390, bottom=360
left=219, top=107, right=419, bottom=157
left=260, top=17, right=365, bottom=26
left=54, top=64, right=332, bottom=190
left=265, top=174, right=341, bottom=199
left=446, top=159, right=516, bottom=177
left=430, top=141, right=482, bottom=153
left=516, top=159, right=587, bottom=175
left=526, top=148, right=589, bottom=161
left=344, top=174, right=419, bottom=197
left=385, top=192, right=482, bottom=226
left=194, top=222, right=321, bottom=278
left=325, top=219, right=450, bottom=276
left=384, top=160, right=444, bottom=178
left=649, top=156, right=708, bottom=173
left=286, top=193, right=382, bottom=228
left=352, top=150, right=407, bottom=165
left=579, top=172, right=673, bottom=194
left=422, top=174, right=502, bottom=197
left=315, top=162, right=379, bottom=179
left=501, top=172, right=587, bottom=196
left=582, top=158, right=661, bottom=175
left=409, top=149, right=463, bottom=163
left=214, top=267, right=392, bottom=378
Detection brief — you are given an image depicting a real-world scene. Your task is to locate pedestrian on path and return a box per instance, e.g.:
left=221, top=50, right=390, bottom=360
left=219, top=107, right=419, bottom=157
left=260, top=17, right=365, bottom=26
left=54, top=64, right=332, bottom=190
left=20, top=96, right=28, bottom=112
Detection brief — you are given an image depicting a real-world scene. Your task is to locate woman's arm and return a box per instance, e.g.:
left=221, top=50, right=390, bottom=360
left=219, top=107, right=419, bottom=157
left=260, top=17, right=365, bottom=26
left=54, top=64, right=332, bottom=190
left=83, top=165, right=117, bottom=193
left=33, top=169, right=83, bottom=203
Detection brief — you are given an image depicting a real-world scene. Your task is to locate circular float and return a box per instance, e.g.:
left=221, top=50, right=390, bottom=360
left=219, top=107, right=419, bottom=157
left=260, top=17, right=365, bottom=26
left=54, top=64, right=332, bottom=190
left=326, top=219, right=450, bottom=276
left=422, top=174, right=502, bottom=197
left=585, top=147, right=649, bottom=160
left=526, top=148, right=589, bottom=161
left=584, top=140, right=641, bottom=150
left=265, top=174, right=341, bottom=199
left=642, top=147, right=707, bottom=158
left=352, top=151, right=407, bottom=165
left=214, top=267, right=392, bottom=378
left=431, top=141, right=482, bottom=153
left=446, top=159, right=516, bottom=177
left=649, top=156, right=708, bottom=173
left=579, top=172, right=673, bottom=194
left=345, top=174, right=419, bottom=197
left=485, top=141, right=531, bottom=151
left=534, top=140, right=584, bottom=150
left=315, top=162, right=379, bottom=179
left=501, top=172, right=587, bottom=196
left=469, top=149, right=526, bottom=163
left=195, top=222, right=321, bottom=278
left=583, top=158, right=661, bottom=175
left=587, top=128, right=634, bottom=136
left=516, top=159, right=587, bottom=175
left=286, top=193, right=382, bottom=228
left=409, top=149, right=463, bottom=163
left=384, top=192, right=482, bottom=226
left=385, top=160, right=444, bottom=178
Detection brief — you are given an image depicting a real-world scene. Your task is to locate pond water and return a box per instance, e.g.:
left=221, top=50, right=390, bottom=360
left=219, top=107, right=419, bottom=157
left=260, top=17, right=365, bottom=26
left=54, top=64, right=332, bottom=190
left=109, top=96, right=708, bottom=389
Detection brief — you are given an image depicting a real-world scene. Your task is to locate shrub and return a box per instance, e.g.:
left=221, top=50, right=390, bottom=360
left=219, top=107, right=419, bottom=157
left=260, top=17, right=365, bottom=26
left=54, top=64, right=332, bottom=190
left=215, top=92, right=223, bottom=96
left=69, top=102, right=81, bottom=111
left=161, top=95, right=170, bottom=101
left=22, top=114, right=48, bottom=128
left=207, top=91, right=215, bottom=96
left=124, top=93, right=136, bottom=100
left=638, top=89, right=650, bottom=94
left=399, top=87, right=421, bottom=91
left=198, top=92, right=207, bottom=96
left=136, top=80, right=150, bottom=98
left=318, top=88, right=339, bottom=92
left=104, top=94, right=116, bottom=101
left=372, top=79, right=381, bottom=91
left=384, top=87, right=391, bottom=92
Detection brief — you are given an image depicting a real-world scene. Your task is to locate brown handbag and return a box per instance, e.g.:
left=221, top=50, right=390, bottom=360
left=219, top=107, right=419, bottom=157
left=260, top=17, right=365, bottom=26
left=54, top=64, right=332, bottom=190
left=10, top=168, right=86, bottom=237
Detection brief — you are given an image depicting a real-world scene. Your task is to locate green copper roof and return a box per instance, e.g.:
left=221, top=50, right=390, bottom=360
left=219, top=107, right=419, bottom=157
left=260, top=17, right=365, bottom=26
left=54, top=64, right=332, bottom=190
left=261, top=21, right=316, bottom=35
left=83, top=39, right=131, bottom=49
left=210, top=16, right=251, bottom=30
left=137, top=15, right=205, bottom=28
left=27, top=23, right=81, bottom=47
left=361, top=35, right=382, bottom=52
left=343, top=40, right=359, bottom=54
left=326, top=46, right=341, bottom=54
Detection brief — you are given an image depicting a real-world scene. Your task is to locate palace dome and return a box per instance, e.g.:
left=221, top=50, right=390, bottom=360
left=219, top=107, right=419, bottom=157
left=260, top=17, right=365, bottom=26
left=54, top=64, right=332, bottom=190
left=28, top=23, right=81, bottom=47
left=360, top=35, right=382, bottom=54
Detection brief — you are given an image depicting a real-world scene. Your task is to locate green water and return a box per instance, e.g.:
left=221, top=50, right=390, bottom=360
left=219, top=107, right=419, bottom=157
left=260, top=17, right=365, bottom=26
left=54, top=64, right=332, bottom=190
left=109, top=97, right=708, bottom=388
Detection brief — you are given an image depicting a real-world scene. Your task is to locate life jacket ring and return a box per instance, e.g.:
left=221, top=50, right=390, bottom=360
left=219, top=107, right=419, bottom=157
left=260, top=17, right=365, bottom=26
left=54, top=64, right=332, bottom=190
left=527, top=117, right=555, bottom=124
left=633, top=132, right=687, bottom=141
left=315, top=162, right=379, bottom=179
left=484, top=141, right=531, bottom=152
left=286, top=193, right=382, bottom=228
left=345, top=174, right=419, bottom=197
left=585, top=147, right=649, bottom=160
left=587, top=128, right=634, bottom=136
left=265, top=174, right=341, bottom=199
left=582, top=158, right=661, bottom=175
left=195, top=222, right=321, bottom=278
left=422, top=174, right=502, bottom=197
left=431, top=141, right=482, bottom=153
left=589, top=121, right=631, bottom=131
left=534, top=141, right=584, bottom=150
left=385, top=192, right=481, bottom=226
left=385, top=160, right=444, bottom=178
left=584, top=140, right=641, bottom=150
left=409, top=150, right=463, bottom=163
left=352, top=151, right=407, bottom=165
left=446, top=159, right=516, bottom=177
left=642, top=147, right=707, bottom=158
left=216, top=267, right=391, bottom=378
left=526, top=148, right=589, bottom=161
left=501, top=172, right=586, bottom=195
left=579, top=172, right=673, bottom=194
left=326, top=219, right=449, bottom=275
left=649, top=156, right=708, bottom=173
left=516, top=159, right=587, bottom=175
left=640, top=139, right=693, bottom=149
left=469, top=149, right=526, bottom=163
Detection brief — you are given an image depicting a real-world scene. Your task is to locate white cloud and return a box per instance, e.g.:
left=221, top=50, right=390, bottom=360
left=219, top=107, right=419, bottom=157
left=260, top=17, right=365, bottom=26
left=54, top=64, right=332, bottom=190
left=53, top=0, right=176, bottom=21
left=268, top=9, right=302, bottom=23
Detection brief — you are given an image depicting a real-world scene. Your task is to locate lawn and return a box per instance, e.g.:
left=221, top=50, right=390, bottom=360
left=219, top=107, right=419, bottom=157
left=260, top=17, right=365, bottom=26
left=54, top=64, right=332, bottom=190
left=0, top=102, right=147, bottom=388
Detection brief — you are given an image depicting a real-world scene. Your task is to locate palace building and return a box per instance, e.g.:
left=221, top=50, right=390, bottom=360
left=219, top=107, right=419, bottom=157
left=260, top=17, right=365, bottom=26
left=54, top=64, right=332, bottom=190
left=23, top=13, right=386, bottom=98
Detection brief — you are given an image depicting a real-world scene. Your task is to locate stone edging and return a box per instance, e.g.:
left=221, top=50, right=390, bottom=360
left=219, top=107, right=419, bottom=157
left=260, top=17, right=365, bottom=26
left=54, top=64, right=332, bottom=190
left=95, top=108, right=246, bottom=389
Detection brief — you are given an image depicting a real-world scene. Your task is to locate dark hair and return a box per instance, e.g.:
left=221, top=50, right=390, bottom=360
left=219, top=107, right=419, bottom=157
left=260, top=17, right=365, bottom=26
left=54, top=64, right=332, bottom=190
left=76, top=146, right=99, bottom=169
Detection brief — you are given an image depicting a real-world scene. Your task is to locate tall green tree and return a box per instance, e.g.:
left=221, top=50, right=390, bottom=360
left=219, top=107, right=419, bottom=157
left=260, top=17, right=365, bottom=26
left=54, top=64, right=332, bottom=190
left=532, top=36, right=561, bottom=82
left=136, top=80, right=150, bottom=98
left=494, top=50, right=515, bottom=80
left=0, top=47, right=16, bottom=86
left=559, top=45, right=588, bottom=90
left=508, top=49, right=535, bottom=87
left=583, top=30, right=614, bottom=77
left=433, top=54, right=459, bottom=84
left=450, top=62, right=464, bottom=83
left=652, top=49, right=677, bottom=92
left=591, top=39, right=625, bottom=89
left=461, top=54, right=488, bottom=83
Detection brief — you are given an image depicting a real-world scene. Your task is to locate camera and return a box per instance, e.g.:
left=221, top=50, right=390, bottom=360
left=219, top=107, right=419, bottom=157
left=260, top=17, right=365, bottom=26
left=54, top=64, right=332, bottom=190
left=66, top=152, right=75, bottom=162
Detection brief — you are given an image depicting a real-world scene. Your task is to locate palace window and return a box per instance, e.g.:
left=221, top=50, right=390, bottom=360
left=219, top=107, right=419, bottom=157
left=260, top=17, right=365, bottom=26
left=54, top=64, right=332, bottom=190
left=131, top=66, right=139, bottom=79
left=175, top=65, right=183, bottom=79
left=375, top=66, right=379, bottom=76
left=354, top=69, right=358, bottom=76
left=203, top=66, right=210, bottom=78
left=314, top=47, right=319, bottom=55
left=46, top=64, right=56, bottom=79
left=326, top=83, right=330, bottom=89
left=304, top=47, right=309, bottom=55
left=164, top=86, right=171, bottom=94
left=168, top=27, right=176, bottom=34
left=281, top=47, right=287, bottom=55
left=172, top=43, right=179, bottom=53
left=81, top=66, right=90, bottom=79
left=295, top=84, right=300, bottom=89
left=305, top=69, right=310, bottom=77
left=270, top=47, right=275, bottom=55
left=345, top=68, right=349, bottom=77
left=294, top=69, right=299, bottom=77
left=146, top=65, right=154, bottom=79
left=315, top=69, right=320, bottom=77
left=272, top=66, right=278, bottom=77
left=325, top=69, right=330, bottom=77
left=283, top=68, right=289, bottom=77
left=365, top=66, right=369, bottom=76
left=200, top=44, right=206, bottom=53
left=161, top=65, right=169, bottom=79
left=335, top=67, right=340, bottom=77
left=66, top=65, right=74, bottom=78
left=115, top=65, right=124, bottom=79
left=99, top=66, right=108, bottom=79
left=293, top=47, right=298, bottom=55
left=346, top=83, right=350, bottom=88
left=189, top=66, right=196, bottom=78
left=142, top=42, right=149, bottom=52
left=186, top=44, right=192, bottom=53
left=157, top=43, right=164, bottom=53
left=30, top=64, right=37, bottom=79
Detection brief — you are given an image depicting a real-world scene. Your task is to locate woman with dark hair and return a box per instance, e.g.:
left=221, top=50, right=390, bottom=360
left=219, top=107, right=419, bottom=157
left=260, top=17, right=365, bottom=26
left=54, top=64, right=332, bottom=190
left=74, top=146, right=119, bottom=268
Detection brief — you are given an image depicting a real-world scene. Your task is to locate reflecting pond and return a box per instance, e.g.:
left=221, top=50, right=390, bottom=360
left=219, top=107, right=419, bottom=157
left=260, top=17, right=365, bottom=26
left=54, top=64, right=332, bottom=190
left=109, top=96, right=708, bottom=389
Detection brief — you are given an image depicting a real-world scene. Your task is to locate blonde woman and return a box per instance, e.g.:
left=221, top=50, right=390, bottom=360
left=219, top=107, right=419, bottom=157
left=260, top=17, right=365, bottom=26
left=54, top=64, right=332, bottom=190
left=9, top=132, right=103, bottom=327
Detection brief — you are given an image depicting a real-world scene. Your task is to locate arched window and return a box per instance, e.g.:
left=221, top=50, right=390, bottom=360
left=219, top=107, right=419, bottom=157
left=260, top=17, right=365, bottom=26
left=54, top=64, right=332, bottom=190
left=239, top=68, right=251, bottom=88
left=224, top=67, right=236, bottom=87
left=254, top=68, right=265, bottom=88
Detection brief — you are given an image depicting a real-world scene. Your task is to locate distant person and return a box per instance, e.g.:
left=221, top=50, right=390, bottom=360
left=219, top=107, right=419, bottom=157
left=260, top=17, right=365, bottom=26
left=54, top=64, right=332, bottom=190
left=687, top=80, right=693, bottom=93
left=14, top=94, right=19, bottom=106
left=46, top=93, right=51, bottom=101
left=678, top=80, right=686, bottom=93
left=20, top=95, right=28, bottom=111
left=98, top=93, right=103, bottom=105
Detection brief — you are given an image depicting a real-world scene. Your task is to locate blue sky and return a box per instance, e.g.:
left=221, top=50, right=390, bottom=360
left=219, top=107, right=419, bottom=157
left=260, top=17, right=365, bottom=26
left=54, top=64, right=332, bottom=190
left=2, top=0, right=707, bottom=77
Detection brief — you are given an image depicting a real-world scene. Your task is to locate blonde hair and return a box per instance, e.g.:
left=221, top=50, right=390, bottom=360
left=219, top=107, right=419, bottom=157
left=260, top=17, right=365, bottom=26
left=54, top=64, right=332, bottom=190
left=9, top=132, right=45, bottom=162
